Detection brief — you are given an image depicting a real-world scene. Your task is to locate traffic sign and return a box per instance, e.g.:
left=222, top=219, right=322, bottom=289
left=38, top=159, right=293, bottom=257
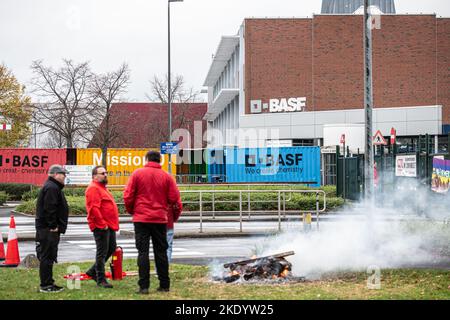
left=390, top=127, right=396, bottom=145
left=373, top=130, right=387, bottom=145
left=0, top=124, right=12, bottom=131
left=160, top=142, right=179, bottom=154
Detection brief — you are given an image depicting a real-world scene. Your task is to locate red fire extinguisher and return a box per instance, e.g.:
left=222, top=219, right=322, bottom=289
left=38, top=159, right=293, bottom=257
left=110, top=246, right=123, bottom=280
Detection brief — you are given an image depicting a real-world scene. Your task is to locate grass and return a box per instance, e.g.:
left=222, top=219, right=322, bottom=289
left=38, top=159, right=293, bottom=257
left=0, top=260, right=449, bottom=300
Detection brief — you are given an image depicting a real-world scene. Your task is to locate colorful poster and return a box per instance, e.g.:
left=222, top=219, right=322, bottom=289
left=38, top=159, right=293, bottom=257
left=431, top=158, right=450, bottom=194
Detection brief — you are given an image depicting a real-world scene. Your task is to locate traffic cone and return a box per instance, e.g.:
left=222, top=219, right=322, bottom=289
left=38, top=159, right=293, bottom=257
left=0, top=215, right=20, bottom=267
left=0, top=229, right=5, bottom=261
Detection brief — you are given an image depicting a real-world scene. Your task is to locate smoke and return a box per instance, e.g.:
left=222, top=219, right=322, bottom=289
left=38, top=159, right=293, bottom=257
left=257, top=182, right=450, bottom=279
left=211, top=180, right=450, bottom=280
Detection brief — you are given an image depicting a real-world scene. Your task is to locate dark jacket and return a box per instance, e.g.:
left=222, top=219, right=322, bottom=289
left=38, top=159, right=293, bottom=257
left=35, top=177, right=69, bottom=234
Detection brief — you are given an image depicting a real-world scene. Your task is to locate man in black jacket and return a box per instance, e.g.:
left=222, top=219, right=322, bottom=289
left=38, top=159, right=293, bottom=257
left=35, top=164, right=69, bottom=293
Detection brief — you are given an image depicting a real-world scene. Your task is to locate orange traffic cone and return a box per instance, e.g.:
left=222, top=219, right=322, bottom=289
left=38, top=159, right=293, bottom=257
left=0, top=229, right=5, bottom=261
left=0, top=215, right=20, bottom=267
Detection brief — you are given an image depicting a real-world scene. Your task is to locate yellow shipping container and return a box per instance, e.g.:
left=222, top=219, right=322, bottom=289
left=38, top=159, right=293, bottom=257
left=76, top=148, right=176, bottom=186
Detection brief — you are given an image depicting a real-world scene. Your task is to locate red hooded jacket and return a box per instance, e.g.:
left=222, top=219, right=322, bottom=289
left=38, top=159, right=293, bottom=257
left=85, top=181, right=120, bottom=231
left=123, top=162, right=182, bottom=225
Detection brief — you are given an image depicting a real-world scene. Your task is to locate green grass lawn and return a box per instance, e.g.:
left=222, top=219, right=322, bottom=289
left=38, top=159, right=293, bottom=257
left=0, top=260, right=449, bottom=300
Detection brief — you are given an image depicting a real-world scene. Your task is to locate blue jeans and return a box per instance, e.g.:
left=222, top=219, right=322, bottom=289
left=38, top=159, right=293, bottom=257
left=166, top=228, right=174, bottom=263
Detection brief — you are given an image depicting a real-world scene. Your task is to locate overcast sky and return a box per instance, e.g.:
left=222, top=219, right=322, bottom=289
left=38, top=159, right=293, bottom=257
left=1, top=0, right=449, bottom=102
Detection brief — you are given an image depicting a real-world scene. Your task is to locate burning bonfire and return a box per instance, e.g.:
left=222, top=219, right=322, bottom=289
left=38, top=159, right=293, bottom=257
left=214, top=251, right=303, bottom=283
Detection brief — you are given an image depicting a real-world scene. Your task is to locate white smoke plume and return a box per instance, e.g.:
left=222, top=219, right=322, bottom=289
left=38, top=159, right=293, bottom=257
left=211, top=179, right=450, bottom=280
left=257, top=182, right=450, bottom=279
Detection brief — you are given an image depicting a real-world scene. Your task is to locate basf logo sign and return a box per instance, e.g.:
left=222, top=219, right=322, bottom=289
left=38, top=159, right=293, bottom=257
left=225, top=147, right=320, bottom=185
left=250, top=97, right=306, bottom=114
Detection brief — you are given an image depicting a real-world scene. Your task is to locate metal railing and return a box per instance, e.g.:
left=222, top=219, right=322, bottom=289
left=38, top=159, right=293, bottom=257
left=181, top=189, right=326, bottom=233
left=113, top=185, right=326, bottom=234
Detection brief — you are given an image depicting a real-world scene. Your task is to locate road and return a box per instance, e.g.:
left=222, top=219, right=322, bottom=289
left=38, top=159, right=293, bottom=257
left=2, top=206, right=446, bottom=268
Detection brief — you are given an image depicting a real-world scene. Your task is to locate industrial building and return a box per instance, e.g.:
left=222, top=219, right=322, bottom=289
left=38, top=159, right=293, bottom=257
left=203, top=0, right=450, bottom=154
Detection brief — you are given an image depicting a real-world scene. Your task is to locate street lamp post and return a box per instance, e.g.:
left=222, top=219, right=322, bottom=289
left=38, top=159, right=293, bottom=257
left=168, top=0, right=183, bottom=175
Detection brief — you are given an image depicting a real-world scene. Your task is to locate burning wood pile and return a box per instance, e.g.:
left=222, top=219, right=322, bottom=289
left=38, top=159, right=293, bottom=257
left=215, top=251, right=300, bottom=283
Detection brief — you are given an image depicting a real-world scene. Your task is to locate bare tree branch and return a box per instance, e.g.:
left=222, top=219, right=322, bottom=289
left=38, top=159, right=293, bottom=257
left=30, top=59, right=96, bottom=148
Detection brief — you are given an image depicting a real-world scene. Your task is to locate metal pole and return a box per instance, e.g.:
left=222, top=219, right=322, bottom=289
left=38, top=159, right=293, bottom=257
left=212, top=184, right=216, bottom=219
left=239, top=191, right=243, bottom=232
left=278, top=191, right=281, bottom=232
left=343, top=141, right=346, bottom=202
left=316, top=192, right=320, bottom=230
left=167, top=1, right=172, bottom=175
left=199, top=191, right=203, bottom=233
left=364, top=0, right=374, bottom=203
left=247, top=188, right=251, bottom=220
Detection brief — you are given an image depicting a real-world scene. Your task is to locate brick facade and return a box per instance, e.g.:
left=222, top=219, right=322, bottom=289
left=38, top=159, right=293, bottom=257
left=244, top=15, right=450, bottom=124
left=437, top=18, right=450, bottom=125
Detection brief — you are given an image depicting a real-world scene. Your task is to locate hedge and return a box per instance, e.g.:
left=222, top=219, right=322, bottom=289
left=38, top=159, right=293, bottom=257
left=0, top=191, right=8, bottom=206
left=16, top=193, right=344, bottom=216
left=0, top=183, right=34, bottom=201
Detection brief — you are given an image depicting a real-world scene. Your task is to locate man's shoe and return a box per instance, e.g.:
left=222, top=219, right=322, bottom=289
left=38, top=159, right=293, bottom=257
left=39, top=285, right=64, bottom=293
left=157, top=287, right=170, bottom=292
left=137, top=288, right=149, bottom=295
left=97, top=281, right=113, bottom=289
left=86, top=272, right=97, bottom=282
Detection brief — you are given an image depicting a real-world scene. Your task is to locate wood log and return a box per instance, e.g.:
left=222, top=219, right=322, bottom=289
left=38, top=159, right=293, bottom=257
left=223, top=251, right=295, bottom=268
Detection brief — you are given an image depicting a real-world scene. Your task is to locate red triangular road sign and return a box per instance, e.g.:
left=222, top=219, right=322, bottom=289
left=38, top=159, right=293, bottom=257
left=373, top=130, right=387, bottom=145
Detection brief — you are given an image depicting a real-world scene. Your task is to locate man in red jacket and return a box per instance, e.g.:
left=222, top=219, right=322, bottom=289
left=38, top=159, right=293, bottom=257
left=85, top=165, right=120, bottom=288
left=124, top=151, right=182, bottom=294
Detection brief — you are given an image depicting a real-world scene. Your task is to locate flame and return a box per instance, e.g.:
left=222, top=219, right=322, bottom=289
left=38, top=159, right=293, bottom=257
left=231, top=270, right=239, bottom=276
left=280, top=268, right=289, bottom=278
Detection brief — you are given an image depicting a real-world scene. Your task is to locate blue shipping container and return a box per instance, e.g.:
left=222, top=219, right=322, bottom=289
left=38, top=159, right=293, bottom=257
left=225, top=147, right=321, bottom=186
left=207, top=148, right=227, bottom=183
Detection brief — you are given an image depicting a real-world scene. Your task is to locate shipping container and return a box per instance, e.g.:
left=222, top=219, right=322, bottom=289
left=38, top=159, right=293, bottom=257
left=225, top=146, right=321, bottom=186
left=0, top=148, right=67, bottom=185
left=76, top=148, right=176, bottom=185
left=175, top=149, right=207, bottom=183
left=207, top=148, right=227, bottom=183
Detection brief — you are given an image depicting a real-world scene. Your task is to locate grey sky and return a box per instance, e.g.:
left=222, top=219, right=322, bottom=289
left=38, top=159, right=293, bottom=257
left=1, top=0, right=449, bottom=102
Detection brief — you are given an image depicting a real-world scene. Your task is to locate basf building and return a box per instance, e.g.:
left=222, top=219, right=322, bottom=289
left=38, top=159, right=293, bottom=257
left=203, top=0, right=450, bottom=153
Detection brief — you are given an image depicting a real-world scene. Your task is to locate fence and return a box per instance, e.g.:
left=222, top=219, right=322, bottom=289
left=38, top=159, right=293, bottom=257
left=187, top=189, right=327, bottom=233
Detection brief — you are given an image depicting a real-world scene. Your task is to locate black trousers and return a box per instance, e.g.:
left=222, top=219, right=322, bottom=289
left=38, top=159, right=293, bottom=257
left=86, top=229, right=117, bottom=283
left=36, top=228, right=60, bottom=287
left=134, top=223, right=169, bottom=290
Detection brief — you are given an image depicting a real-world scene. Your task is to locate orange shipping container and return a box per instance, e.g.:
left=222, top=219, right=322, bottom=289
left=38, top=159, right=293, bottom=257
left=76, top=149, right=176, bottom=186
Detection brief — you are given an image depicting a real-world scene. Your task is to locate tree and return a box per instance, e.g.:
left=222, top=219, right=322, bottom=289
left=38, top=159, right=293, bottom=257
left=84, top=63, right=130, bottom=168
left=0, top=64, right=32, bottom=147
left=30, top=59, right=96, bottom=148
left=147, top=74, right=202, bottom=142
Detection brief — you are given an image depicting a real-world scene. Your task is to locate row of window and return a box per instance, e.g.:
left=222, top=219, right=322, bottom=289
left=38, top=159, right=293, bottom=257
left=212, top=45, right=240, bottom=100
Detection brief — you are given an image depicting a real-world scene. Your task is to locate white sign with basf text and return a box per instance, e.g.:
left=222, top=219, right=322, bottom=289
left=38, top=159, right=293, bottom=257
left=250, top=97, right=306, bottom=114
left=395, top=155, right=417, bottom=177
